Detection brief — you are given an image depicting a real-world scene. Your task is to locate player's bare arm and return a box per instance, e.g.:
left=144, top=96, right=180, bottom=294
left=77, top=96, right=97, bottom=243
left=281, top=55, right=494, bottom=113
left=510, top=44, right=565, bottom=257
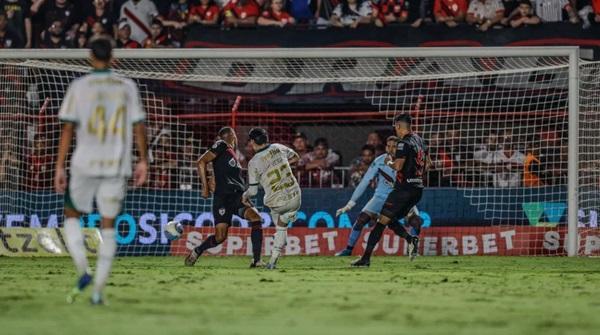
left=54, top=122, right=75, bottom=193
left=133, top=122, right=149, bottom=187
left=197, top=150, right=217, bottom=198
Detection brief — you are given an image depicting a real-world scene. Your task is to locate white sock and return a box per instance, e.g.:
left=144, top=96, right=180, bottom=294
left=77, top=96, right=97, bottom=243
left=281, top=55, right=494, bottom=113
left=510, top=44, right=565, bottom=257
left=64, top=217, right=89, bottom=276
left=93, top=228, right=116, bottom=296
left=269, top=226, right=287, bottom=265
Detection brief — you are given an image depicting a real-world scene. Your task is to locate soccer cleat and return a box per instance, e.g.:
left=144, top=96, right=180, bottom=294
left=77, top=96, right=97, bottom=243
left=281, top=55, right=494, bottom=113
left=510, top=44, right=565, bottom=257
left=335, top=248, right=353, bottom=257
left=351, top=258, right=370, bottom=267
left=408, top=236, right=419, bottom=261
left=90, top=292, right=107, bottom=306
left=250, top=260, right=266, bottom=268
left=66, top=271, right=92, bottom=304
left=184, top=249, right=199, bottom=266
left=265, top=262, right=277, bottom=270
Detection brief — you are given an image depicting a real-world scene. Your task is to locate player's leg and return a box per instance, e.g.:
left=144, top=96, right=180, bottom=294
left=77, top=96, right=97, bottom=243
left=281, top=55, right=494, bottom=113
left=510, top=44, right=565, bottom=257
left=90, top=177, right=126, bottom=305
left=64, top=174, right=95, bottom=303
left=387, top=192, right=422, bottom=261
left=335, top=212, right=374, bottom=256
left=241, top=205, right=264, bottom=268
left=405, top=206, right=422, bottom=236
left=185, top=194, right=231, bottom=266
left=266, top=196, right=300, bottom=269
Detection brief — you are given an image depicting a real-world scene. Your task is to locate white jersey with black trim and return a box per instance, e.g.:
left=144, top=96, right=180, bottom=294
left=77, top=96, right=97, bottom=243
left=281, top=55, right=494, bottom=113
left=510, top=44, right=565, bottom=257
left=246, top=143, right=301, bottom=208
left=58, top=69, right=145, bottom=177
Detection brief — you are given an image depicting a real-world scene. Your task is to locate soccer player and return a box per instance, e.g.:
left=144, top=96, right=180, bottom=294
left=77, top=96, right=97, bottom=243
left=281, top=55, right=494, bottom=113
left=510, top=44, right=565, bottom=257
left=352, top=114, right=426, bottom=267
left=55, top=37, right=148, bottom=305
left=242, top=128, right=301, bottom=269
left=335, top=135, right=422, bottom=257
left=185, top=127, right=264, bottom=267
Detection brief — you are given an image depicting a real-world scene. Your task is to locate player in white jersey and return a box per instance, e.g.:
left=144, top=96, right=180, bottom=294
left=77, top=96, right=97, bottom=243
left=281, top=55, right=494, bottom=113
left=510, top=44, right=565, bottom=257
left=242, top=128, right=301, bottom=269
left=54, top=38, right=148, bottom=305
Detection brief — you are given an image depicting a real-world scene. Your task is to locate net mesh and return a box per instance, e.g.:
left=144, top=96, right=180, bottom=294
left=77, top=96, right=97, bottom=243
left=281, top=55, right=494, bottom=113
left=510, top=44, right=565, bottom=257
left=0, top=50, right=598, bottom=256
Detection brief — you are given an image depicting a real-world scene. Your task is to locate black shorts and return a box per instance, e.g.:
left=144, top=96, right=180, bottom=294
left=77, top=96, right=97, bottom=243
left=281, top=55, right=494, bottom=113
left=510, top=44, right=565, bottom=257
left=212, top=192, right=249, bottom=225
left=380, top=187, right=423, bottom=222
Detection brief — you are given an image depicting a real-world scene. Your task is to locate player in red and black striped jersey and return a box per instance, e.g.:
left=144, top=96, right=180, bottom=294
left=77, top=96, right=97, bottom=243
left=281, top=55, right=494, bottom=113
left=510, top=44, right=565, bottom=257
left=352, top=113, right=426, bottom=266
left=185, top=127, right=265, bottom=268
left=257, top=0, right=296, bottom=26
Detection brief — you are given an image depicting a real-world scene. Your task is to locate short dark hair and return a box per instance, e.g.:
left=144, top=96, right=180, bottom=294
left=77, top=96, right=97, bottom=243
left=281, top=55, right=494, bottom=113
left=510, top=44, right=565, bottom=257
left=249, top=128, right=268, bottom=145
left=314, top=137, right=329, bottom=148
left=218, top=127, right=234, bottom=137
left=361, top=145, right=375, bottom=154
left=393, top=113, right=412, bottom=125
left=519, top=0, right=532, bottom=6
left=90, top=37, right=113, bottom=62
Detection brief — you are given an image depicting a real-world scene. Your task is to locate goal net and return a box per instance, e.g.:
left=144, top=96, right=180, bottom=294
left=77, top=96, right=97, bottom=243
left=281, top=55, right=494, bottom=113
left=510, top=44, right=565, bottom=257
left=0, top=48, right=597, bottom=257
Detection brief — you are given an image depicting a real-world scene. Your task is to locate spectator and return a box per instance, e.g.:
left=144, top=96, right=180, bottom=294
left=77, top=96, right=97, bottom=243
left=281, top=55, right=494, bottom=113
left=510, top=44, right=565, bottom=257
left=426, top=132, right=451, bottom=187
left=349, top=144, right=375, bottom=187
left=578, top=0, right=600, bottom=28
left=490, top=141, right=525, bottom=188
left=434, top=0, right=468, bottom=27
left=0, top=10, right=22, bottom=47
left=160, top=0, right=192, bottom=47
left=80, top=0, right=116, bottom=40
left=523, top=142, right=546, bottom=187
left=116, top=19, right=141, bottom=47
left=301, top=137, right=340, bottom=187
left=292, top=132, right=311, bottom=161
left=119, top=0, right=158, bottom=44
left=150, top=133, right=177, bottom=189
left=142, top=18, right=172, bottom=48
left=178, top=136, right=198, bottom=190
left=506, top=0, right=540, bottom=26
left=534, top=0, right=579, bottom=23
left=258, top=0, right=296, bottom=26
left=366, top=131, right=382, bottom=147
left=473, top=131, right=499, bottom=187
left=466, top=0, right=505, bottom=31
left=39, top=19, right=68, bottom=48
left=330, top=0, right=374, bottom=28
left=0, top=0, right=32, bottom=48
left=288, top=0, right=325, bottom=23
left=31, top=0, right=80, bottom=42
left=188, top=0, right=220, bottom=26
left=222, top=0, right=261, bottom=27
left=373, top=0, right=409, bottom=27
left=25, top=134, right=53, bottom=190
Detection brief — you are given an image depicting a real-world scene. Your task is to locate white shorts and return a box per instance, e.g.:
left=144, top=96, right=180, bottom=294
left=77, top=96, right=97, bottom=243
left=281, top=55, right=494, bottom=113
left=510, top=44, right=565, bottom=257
left=269, top=194, right=301, bottom=226
left=67, top=172, right=127, bottom=218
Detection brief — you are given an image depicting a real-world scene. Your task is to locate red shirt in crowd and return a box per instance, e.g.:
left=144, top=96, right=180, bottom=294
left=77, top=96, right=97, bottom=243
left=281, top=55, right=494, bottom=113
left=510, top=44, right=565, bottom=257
left=190, top=4, right=220, bottom=21
left=222, top=0, right=260, bottom=19
left=377, top=0, right=408, bottom=17
left=434, top=0, right=468, bottom=18
left=261, top=9, right=293, bottom=23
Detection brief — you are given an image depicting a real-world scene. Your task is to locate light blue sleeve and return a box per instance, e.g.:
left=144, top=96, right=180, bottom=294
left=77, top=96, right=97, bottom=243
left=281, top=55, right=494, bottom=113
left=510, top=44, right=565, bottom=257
left=350, top=156, right=381, bottom=203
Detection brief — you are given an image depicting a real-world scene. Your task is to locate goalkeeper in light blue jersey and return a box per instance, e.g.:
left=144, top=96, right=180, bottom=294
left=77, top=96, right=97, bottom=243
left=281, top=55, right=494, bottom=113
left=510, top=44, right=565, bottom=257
left=335, top=136, right=422, bottom=256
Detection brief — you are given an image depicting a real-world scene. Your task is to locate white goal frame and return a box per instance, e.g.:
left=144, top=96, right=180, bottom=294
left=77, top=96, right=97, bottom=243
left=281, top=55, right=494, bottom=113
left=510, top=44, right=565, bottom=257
left=0, top=46, right=580, bottom=256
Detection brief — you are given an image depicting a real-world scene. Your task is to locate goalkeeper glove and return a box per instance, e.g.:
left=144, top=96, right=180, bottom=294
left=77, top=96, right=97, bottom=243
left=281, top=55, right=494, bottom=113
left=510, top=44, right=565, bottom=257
left=336, top=201, right=356, bottom=217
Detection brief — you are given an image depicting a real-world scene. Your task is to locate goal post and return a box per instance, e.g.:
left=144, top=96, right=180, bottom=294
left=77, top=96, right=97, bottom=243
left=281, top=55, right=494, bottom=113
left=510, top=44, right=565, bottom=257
left=0, top=47, right=593, bottom=257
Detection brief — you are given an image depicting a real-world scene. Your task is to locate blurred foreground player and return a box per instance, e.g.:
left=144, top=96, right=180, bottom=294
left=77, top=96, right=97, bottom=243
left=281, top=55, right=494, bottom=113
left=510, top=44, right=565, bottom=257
left=55, top=37, right=148, bottom=304
left=185, top=127, right=264, bottom=267
left=335, top=135, right=422, bottom=256
left=243, top=128, right=301, bottom=269
left=352, top=114, right=426, bottom=267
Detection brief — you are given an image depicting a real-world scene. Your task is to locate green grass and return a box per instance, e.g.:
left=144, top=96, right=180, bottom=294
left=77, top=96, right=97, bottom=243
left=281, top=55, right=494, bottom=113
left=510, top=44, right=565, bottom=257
left=1, top=256, right=599, bottom=335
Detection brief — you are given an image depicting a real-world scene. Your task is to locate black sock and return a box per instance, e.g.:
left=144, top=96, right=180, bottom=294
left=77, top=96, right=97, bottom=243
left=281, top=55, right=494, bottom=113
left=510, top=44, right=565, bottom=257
left=363, top=223, right=385, bottom=260
left=389, top=222, right=411, bottom=241
left=194, top=235, right=217, bottom=255
left=250, top=221, right=263, bottom=263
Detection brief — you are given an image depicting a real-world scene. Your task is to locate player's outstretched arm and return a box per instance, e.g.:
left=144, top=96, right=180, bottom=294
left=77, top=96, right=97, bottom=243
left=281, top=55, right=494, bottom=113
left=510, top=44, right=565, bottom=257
left=197, top=150, right=217, bottom=199
left=336, top=159, right=378, bottom=217
left=54, top=122, right=74, bottom=193
left=133, top=122, right=148, bottom=187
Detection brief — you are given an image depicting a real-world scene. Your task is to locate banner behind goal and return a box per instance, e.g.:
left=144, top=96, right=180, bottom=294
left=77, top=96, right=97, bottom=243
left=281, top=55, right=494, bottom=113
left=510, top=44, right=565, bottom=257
left=0, top=48, right=597, bottom=256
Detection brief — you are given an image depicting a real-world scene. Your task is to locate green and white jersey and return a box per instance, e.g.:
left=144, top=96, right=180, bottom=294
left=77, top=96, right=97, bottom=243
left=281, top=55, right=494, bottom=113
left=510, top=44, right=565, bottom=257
left=247, top=143, right=300, bottom=208
left=58, top=69, right=145, bottom=177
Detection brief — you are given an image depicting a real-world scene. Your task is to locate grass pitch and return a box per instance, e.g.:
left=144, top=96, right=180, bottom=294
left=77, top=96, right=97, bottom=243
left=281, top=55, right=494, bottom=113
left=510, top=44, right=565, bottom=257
left=1, top=256, right=599, bottom=335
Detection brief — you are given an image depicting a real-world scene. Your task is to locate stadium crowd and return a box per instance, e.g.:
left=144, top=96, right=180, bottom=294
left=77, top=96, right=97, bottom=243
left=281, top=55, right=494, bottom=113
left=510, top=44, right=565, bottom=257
left=0, top=0, right=599, bottom=49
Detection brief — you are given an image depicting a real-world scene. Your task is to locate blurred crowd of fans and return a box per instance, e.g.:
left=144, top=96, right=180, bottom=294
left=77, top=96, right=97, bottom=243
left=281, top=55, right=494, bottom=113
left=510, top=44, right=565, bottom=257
left=1, top=0, right=599, bottom=49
